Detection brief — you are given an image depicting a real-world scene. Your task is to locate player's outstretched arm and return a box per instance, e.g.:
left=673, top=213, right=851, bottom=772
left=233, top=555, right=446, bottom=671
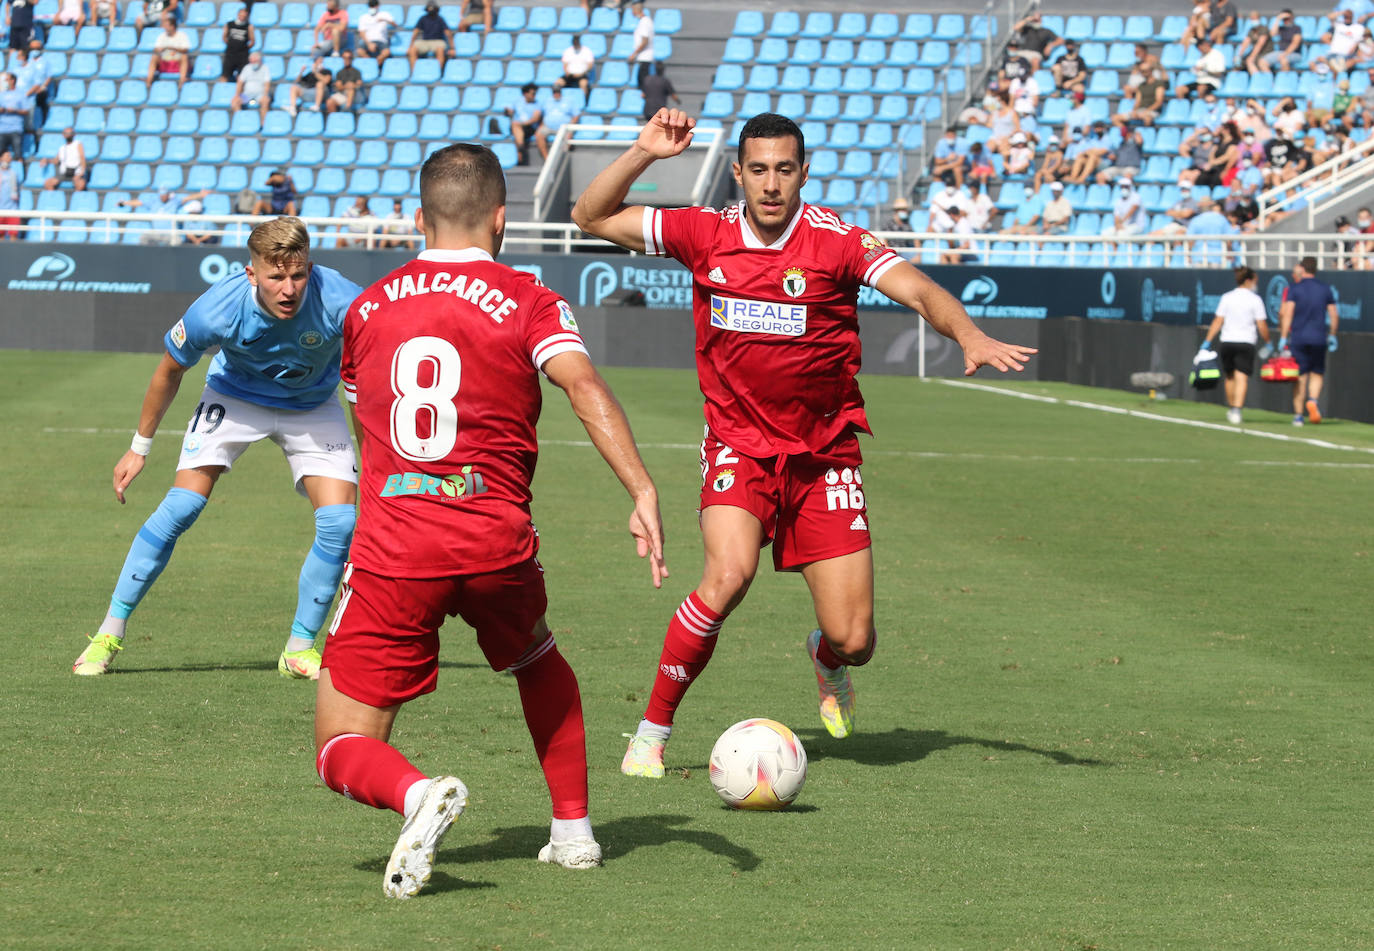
left=570, top=107, right=695, bottom=253
left=114, top=351, right=189, bottom=504
left=875, top=260, right=1038, bottom=375
left=543, top=350, right=668, bottom=589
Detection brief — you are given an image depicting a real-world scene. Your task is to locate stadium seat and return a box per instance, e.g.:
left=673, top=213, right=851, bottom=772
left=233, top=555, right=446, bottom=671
left=385, top=114, right=418, bottom=140
left=164, top=135, right=195, bottom=164
left=323, top=139, right=357, bottom=167
left=712, top=63, right=744, bottom=91
left=778, top=65, right=809, bottom=92
left=808, top=94, right=840, bottom=121
left=860, top=123, right=893, bottom=150
left=347, top=169, right=381, bottom=196
left=397, top=85, right=429, bottom=111
left=800, top=179, right=822, bottom=204
left=918, top=41, right=950, bottom=68
left=1064, top=15, right=1095, bottom=41
left=1096, top=16, right=1124, bottom=41
left=933, top=14, right=963, bottom=40
left=842, top=94, right=874, bottom=121
left=828, top=122, right=859, bottom=150
left=825, top=178, right=857, bottom=206
left=854, top=39, right=886, bottom=67
left=722, top=36, right=753, bottom=63
left=834, top=12, right=866, bottom=39
left=809, top=149, right=839, bottom=177
left=368, top=85, right=399, bottom=110
left=701, top=91, right=733, bottom=119
left=775, top=92, right=806, bottom=117
left=733, top=10, right=764, bottom=37
left=379, top=169, right=412, bottom=196
left=802, top=12, right=833, bottom=38
left=152, top=165, right=183, bottom=191
left=495, top=6, right=525, bottom=31
left=249, top=3, right=279, bottom=27
left=1124, top=15, right=1153, bottom=41
left=527, top=6, right=558, bottom=32
left=118, top=164, right=151, bottom=191
left=99, top=133, right=131, bottom=162
left=767, top=10, right=799, bottom=38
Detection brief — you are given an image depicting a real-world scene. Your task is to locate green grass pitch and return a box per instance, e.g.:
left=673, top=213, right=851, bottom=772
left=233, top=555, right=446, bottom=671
left=2, top=350, right=1372, bottom=950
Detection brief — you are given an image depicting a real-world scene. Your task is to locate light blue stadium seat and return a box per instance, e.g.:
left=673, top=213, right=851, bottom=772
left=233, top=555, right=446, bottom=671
left=228, top=137, right=260, bottom=164
left=196, top=135, right=229, bottom=164
left=905, top=67, right=935, bottom=95
left=347, top=168, right=380, bottom=196
left=558, top=6, right=589, bottom=32
left=367, top=85, right=398, bottom=110
left=356, top=139, right=388, bottom=166
left=827, top=122, right=859, bottom=150
left=842, top=94, right=874, bottom=121
left=379, top=58, right=409, bottom=83
left=1080, top=41, right=1107, bottom=68
left=118, top=164, right=152, bottom=191
left=1107, top=42, right=1135, bottom=69
left=618, top=88, right=644, bottom=116
left=953, top=42, right=983, bottom=67
left=1096, top=16, right=1124, bottom=41
left=809, top=149, right=839, bottom=177
left=135, top=106, right=168, bottom=134
left=98, top=51, right=132, bottom=81
left=106, top=25, right=136, bottom=52
left=722, top=36, right=753, bottom=63
left=918, top=41, right=950, bottom=68
left=391, top=141, right=420, bottom=169
left=767, top=10, right=799, bottom=38
left=902, top=13, right=933, bottom=39
left=229, top=110, right=260, bottom=136
left=130, top=134, right=162, bottom=163
left=396, top=85, right=428, bottom=111
left=824, top=178, right=857, bottom=206
left=861, top=123, right=893, bottom=150
left=185, top=163, right=216, bottom=190
left=495, top=6, right=525, bottom=31
left=772, top=65, right=807, bottom=93
left=164, top=135, right=195, bottom=164
left=217, top=165, right=247, bottom=192
left=66, top=51, right=98, bottom=79
left=733, top=10, right=764, bottom=37
left=738, top=65, right=775, bottom=93
left=810, top=66, right=840, bottom=93
left=380, top=169, right=413, bottom=196
left=701, top=90, right=733, bottom=119
left=800, top=178, right=822, bottom=204
left=482, top=32, right=514, bottom=57
left=808, top=93, right=840, bottom=121
left=933, top=14, right=963, bottom=40
left=713, top=63, right=744, bottom=91
left=820, top=39, right=853, bottom=67
left=152, top=165, right=182, bottom=190
left=313, top=167, right=345, bottom=195
left=775, top=91, right=805, bottom=116
left=511, top=32, right=543, bottom=59
left=1089, top=71, right=1120, bottom=95
left=1124, top=15, right=1153, bottom=41
left=385, top=113, right=418, bottom=140
left=801, top=12, right=834, bottom=39
left=875, top=94, right=906, bottom=121
left=262, top=138, right=292, bottom=167
left=854, top=39, right=886, bottom=67
left=527, top=6, right=558, bottom=32
left=598, top=60, right=631, bottom=86
left=98, top=132, right=129, bottom=162
left=1064, top=15, right=1095, bottom=41
left=737, top=90, right=770, bottom=117
left=504, top=60, right=534, bottom=85
left=449, top=114, right=480, bottom=139
left=839, top=66, right=870, bottom=93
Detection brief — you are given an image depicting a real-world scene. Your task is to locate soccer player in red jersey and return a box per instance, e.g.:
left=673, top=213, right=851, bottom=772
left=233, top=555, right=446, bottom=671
left=315, top=143, right=668, bottom=898
left=573, top=110, right=1037, bottom=777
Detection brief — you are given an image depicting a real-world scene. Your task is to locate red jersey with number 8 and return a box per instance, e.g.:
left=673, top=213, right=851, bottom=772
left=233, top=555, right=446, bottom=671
left=644, top=201, right=903, bottom=461
left=341, top=248, right=588, bottom=577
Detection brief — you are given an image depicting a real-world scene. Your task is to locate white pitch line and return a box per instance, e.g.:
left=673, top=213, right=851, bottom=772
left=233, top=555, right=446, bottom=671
left=940, top=379, right=1374, bottom=457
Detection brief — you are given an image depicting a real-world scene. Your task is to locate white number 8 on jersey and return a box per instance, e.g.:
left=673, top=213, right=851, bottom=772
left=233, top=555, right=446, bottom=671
left=390, top=336, right=460, bottom=462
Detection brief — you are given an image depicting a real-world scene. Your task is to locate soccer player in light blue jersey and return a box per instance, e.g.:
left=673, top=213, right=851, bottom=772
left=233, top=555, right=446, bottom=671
left=73, top=217, right=363, bottom=680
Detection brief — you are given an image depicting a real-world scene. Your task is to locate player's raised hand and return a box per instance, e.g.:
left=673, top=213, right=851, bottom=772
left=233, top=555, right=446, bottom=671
left=962, top=335, right=1038, bottom=375
left=637, top=108, right=695, bottom=160
left=113, top=450, right=146, bottom=504
left=629, top=498, right=668, bottom=589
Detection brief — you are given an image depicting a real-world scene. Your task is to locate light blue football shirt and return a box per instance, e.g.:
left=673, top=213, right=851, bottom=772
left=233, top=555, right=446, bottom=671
left=165, top=264, right=361, bottom=410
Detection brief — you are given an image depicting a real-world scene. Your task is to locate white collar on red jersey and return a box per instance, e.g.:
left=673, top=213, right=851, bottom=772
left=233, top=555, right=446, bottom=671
left=737, top=200, right=805, bottom=250
left=417, top=247, right=495, bottom=264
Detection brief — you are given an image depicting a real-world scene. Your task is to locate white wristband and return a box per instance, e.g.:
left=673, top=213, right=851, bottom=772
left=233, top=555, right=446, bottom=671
left=130, top=432, right=154, bottom=456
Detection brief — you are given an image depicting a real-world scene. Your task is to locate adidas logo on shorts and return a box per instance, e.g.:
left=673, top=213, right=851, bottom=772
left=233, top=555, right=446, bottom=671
left=849, top=515, right=867, bottom=531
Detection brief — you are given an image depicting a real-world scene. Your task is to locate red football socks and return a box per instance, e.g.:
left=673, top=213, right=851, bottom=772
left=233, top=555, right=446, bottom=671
left=316, top=732, right=427, bottom=815
left=511, top=637, right=589, bottom=820
left=644, top=592, right=725, bottom=727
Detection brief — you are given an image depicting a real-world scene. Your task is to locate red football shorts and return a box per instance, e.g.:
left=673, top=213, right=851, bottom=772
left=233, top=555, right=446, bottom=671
left=698, top=430, right=871, bottom=571
left=322, top=558, right=549, bottom=708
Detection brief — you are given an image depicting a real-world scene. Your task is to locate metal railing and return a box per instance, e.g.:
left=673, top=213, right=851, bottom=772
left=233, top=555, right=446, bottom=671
left=5, top=210, right=1364, bottom=272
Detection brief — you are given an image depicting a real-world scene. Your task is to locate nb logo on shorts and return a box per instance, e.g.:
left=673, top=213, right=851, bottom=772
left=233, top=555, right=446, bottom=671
left=823, top=467, right=865, bottom=512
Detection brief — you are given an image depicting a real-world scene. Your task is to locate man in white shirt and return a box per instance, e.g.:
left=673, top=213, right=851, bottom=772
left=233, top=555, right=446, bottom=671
left=40, top=126, right=86, bottom=191
left=230, top=51, right=272, bottom=122
left=1326, top=9, right=1367, bottom=60
left=145, top=13, right=192, bottom=89
left=356, top=0, right=397, bottom=65
left=928, top=178, right=965, bottom=234
left=1175, top=37, right=1225, bottom=99
left=556, top=33, right=595, bottom=95
left=628, top=1, right=655, bottom=89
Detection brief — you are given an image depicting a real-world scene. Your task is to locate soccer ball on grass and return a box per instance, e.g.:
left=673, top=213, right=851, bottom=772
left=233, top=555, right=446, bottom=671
left=708, top=718, right=807, bottom=810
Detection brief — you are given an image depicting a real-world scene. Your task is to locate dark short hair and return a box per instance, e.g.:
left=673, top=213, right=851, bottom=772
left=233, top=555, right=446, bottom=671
left=1234, top=265, right=1256, bottom=285
left=1300, top=255, right=1318, bottom=275
left=737, top=112, right=805, bottom=166
left=420, top=143, right=506, bottom=230
left=521, top=82, right=537, bottom=94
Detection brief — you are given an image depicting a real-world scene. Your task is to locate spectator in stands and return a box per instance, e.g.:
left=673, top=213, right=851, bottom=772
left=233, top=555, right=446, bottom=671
left=535, top=84, right=578, bottom=152
left=639, top=66, right=679, bottom=121
left=967, top=181, right=996, bottom=232
left=938, top=205, right=979, bottom=265
left=628, top=0, right=655, bottom=89
left=1116, top=64, right=1169, bottom=126
left=356, top=0, right=397, bottom=65
left=91, top=0, right=121, bottom=29
left=1051, top=40, right=1089, bottom=98
left=1003, top=132, right=1034, bottom=179
left=119, top=187, right=186, bottom=245
left=1235, top=150, right=1264, bottom=194
left=883, top=197, right=913, bottom=232
left=13, top=39, right=52, bottom=131
left=957, top=79, right=1002, bottom=128
left=999, top=38, right=1034, bottom=86
left=1062, top=89, right=1093, bottom=138
left=40, top=126, right=86, bottom=190
left=408, top=2, right=455, bottom=71
left=1185, top=198, right=1238, bottom=265
left=1042, top=181, right=1073, bottom=236
left=1306, top=61, right=1337, bottom=127
left=313, top=0, right=351, bottom=57
left=504, top=82, right=543, bottom=166
left=1333, top=78, right=1356, bottom=128
left=6, top=0, right=36, bottom=52
left=1176, top=37, right=1226, bottom=99
left=1097, top=125, right=1144, bottom=185
left=1033, top=134, right=1066, bottom=190
left=1065, top=120, right=1111, bottom=184
left=1323, top=9, right=1367, bottom=71
left=1205, top=0, right=1238, bottom=44
left=135, top=0, right=179, bottom=38
left=0, top=149, right=19, bottom=240
left=287, top=55, right=332, bottom=116
left=1233, top=97, right=1271, bottom=137
left=233, top=183, right=257, bottom=215
left=1263, top=9, right=1303, bottom=72
left=1262, top=126, right=1302, bottom=186
left=0, top=73, right=25, bottom=174
left=1221, top=177, right=1258, bottom=227
left=252, top=168, right=298, bottom=216
left=1008, top=69, right=1040, bottom=119
left=177, top=189, right=217, bottom=245
left=339, top=194, right=375, bottom=247
left=1235, top=10, right=1272, bottom=75
left=1306, top=130, right=1339, bottom=168
left=326, top=49, right=363, bottom=114
left=145, top=13, right=192, bottom=90
left=929, top=176, right=965, bottom=234
left=966, top=142, right=995, bottom=187
left=1182, top=3, right=1211, bottom=50
left=1271, top=96, right=1307, bottom=139
left=1104, top=178, right=1147, bottom=240
left=1009, top=10, right=1061, bottom=70
left=930, top=128, right=965, bottom=187
left=54, top=0, right=87, bottom=40
left=1235, top=125, right=1264, bottom=165
left=1000, top=183, right=1043, bottom=235
left=220, top=6, right=255, bottom=83
left=1353, top=207, right=1374, bottom=270
left=984, top=91, right=1021, bottom=156
left=382, top=197, right=418, bottom=248
left=555, top=34, right=595, bottom=95
left=229, top=50, right=271, bottom=121
left=1124, top=43, right=1159, bottom=94
left=458, top=0, right=492, bottom=33
left=1154, top=180, right=1200, bottom=235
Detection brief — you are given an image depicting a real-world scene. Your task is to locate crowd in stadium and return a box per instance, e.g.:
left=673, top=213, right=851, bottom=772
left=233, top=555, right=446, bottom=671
left=921, top=3, right=1374, bottom=268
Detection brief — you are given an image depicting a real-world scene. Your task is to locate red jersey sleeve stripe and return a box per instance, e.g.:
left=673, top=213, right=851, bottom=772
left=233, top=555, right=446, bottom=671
left=862, top=251, right=903, bottom=287
left=642, top=206, right=665, bottom=256
left=342, top=380, right=358, bottom=403
left=531, top=333, right=589, bottom=370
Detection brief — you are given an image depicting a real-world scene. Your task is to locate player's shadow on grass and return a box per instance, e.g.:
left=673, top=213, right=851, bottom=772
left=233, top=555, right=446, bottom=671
left=796, top=727, right=1106, bottom=768
left=351, top=855, right=497, bottom=896
left=431, top=814, right=762, bottom=873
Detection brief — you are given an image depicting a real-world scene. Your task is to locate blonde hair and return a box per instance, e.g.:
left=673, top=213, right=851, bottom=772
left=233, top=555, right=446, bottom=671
left=247, top=216, right=310, bottom=267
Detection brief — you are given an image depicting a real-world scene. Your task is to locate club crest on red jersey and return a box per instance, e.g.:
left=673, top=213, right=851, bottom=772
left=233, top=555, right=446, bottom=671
left=782, top=267, right=806, bottom=299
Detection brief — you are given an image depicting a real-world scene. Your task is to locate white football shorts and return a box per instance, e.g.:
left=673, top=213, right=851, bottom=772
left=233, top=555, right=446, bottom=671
left=176, top=385, right=358, bottom=495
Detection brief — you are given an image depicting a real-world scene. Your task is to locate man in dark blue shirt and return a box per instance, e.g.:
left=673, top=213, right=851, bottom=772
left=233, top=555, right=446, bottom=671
left=407, top=1, right=454, bottom=70
left=1278, top=255, right=1339, bottom=424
